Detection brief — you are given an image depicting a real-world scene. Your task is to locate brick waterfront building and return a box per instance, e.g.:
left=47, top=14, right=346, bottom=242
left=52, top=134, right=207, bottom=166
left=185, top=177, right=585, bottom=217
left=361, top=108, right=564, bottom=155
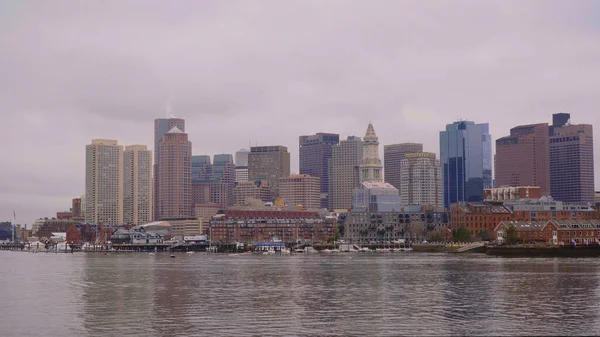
left=209, top=210, right=336, bottom=244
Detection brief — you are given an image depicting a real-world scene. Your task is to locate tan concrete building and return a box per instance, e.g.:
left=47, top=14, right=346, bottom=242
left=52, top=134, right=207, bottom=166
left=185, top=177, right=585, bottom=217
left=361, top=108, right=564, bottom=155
left=383, top=143, right=423, bottom=190
left=233, top=180, right=272, bottom=206
left=329, top=136, right=363, bottom=211
left=85, top=139, right=123, bottom=224
left=124, top=145, right=153, bottom=225
left=248, top=146, right=290, bottom=197
left=169, top=218, right=202, bottom=238
left=154, top=118, right=185, bottom=221
left=279, top=174, right=321, bottom=210
left=400, top=152, right=443, bottom=209
left=158, top=127, right=192, bottom=219
left=194, top=203, right=221, bottom=233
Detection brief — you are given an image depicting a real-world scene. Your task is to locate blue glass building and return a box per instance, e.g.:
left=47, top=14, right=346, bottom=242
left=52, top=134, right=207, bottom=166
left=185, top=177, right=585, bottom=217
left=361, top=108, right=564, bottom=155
left=439, top=121, right=492, bottom=209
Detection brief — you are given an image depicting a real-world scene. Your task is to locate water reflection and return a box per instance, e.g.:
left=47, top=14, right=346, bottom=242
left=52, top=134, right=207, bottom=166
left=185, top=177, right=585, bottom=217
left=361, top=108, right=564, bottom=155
left=3, top=252, right=600, bottom=336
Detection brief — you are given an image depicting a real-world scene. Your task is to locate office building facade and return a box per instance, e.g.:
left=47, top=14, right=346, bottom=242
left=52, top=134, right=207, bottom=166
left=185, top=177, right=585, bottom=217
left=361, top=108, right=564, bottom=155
left=154, top=118, right=185, bottom=220
left=85, top=139, right=123, bottom=224
left=158, top=127, right=192, bottom=219
left=299, top=133, right=340, bottom=208
left=279, top=174, right=321, bottom=210
left=123, top=145, right=153, bottom=225
left=384, top=143, right=423, bottom=191
left=439, top=121, right=492, bottom=209
left=248, top=146, right=290, bottom=197
left=549, top=113, right=595, bottom=203
left=329, top=136, right=363, bottom=211
left=495, top=123, right=550, bottom=195
left=399, top=152, right=443, bottom=209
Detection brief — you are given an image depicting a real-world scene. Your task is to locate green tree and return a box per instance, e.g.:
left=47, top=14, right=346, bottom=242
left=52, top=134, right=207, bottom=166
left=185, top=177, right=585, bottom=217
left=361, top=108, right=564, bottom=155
left=505, top=226, right=517, bottom=245
left=476, top=231, right=490, bottom=241
left=452, top=227, right=472, bottom=242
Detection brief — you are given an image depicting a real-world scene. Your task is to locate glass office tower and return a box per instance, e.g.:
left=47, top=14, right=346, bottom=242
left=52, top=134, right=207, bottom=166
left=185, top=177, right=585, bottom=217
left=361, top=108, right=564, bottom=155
left=439, top=121, right=492, bottom=209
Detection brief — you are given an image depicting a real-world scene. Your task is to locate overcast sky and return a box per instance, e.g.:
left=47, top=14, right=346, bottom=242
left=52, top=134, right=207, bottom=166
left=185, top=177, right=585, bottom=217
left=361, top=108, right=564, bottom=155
left=1, top=0, right=599, bottom=226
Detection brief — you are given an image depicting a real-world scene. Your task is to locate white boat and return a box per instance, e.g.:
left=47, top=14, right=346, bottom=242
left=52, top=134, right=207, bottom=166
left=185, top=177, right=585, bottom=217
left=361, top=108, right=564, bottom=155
left=359, top=247, right=371, bottom=252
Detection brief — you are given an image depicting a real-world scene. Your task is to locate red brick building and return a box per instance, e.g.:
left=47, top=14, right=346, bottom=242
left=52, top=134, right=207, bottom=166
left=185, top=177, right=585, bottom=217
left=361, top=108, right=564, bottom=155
left=450, top=202, right=512, bottom=236
left=494, top=220, right=600, bottom=245
left=209, top=210, right=336, bottom=244
left=493, top=221, right=558, bottom=244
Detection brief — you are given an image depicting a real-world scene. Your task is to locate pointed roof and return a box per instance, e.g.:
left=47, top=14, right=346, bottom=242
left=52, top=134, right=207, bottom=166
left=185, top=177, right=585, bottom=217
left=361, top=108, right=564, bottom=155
left=167, top=126, right=184, bottom=134
left=364, top=123, right=377, bottom=141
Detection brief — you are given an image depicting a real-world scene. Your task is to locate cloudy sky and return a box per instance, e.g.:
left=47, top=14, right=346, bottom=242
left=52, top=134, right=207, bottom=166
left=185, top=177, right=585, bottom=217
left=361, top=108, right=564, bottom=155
left=1, top=0, right=599, bottom=226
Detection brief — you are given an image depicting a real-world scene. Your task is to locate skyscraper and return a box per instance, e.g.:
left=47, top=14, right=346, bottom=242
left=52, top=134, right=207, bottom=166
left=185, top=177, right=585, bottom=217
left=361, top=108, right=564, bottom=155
left=234, top=149, right=250, bottom=183
left=123, top=145, right=153, bottom=225
left=329, top=136, right=363, bottom=210
left=400, top=152, right=442, bottom=209
left=85, top=139, right=123, bottom=224
left=439, top=121, right=492, bottom=209
left=235, top=149, right=249, bottom=166
left=279, top=174, right=321, bottom=210
left=299, top=132, right=339, bottom=208
left=549, top=113, right=595, bottom=203
left=495, top=123, right=550, bottom=195
left=248, top=146, right=290, bottom=198
left=158, top=127, right=192, bottom=219
left=352, top=123, right=401, bottom=212
left=153, top=118, right=185, bottom=220
left=359, top=123, right=383, bottom=183
left=384, top=143, right=423, bottom=191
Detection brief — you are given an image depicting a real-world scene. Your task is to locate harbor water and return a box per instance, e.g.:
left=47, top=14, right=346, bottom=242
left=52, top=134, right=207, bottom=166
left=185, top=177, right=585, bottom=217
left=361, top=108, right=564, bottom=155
left=1, top=251, right=600, bottom=336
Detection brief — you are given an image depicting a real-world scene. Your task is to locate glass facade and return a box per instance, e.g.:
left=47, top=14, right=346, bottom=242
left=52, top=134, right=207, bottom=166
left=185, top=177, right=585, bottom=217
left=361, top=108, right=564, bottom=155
left=352, top=182, right=401, bottom=212
left=439, top=121, right=492, bottom=209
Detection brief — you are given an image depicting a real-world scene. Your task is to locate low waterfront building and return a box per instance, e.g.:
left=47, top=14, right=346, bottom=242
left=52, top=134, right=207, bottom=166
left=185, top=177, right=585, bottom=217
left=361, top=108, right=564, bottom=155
left=343, top=209, right=449, bottom=243
left=451, top=197, right=600, bottom=238
left=494, top=221, right=558, bottom=244
left=450, top=202, right=512, bottom=238
left=493, top=220, right=600, bottom=245
left=110, top=227, right=165, bottom=245
left=208, top=210, right=337, bottom=244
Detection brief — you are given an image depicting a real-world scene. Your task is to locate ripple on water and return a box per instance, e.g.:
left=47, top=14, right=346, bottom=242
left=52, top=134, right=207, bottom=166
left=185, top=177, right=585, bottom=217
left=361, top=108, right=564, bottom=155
left=3, top=252, right=600, bottom=336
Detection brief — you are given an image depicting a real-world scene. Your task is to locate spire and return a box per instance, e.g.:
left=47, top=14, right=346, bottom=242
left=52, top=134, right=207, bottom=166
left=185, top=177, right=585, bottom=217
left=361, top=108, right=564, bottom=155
left=364, top=123, right=377, bottom=141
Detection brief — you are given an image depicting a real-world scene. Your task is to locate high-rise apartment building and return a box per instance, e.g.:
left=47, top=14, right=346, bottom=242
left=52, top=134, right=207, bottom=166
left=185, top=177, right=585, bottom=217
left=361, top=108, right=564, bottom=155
left=400, top=152, right=442, bottom=209
left=495, top=123, right=550, bottom=195
left=549, top=113, right=595, bottom=203
left=123, top=145, right=153, bottom=225
left=279, top=174, right=321, bottom=210
left=248, top=146, right=290, bottom=197
left=299, top=133, right=340, bottom=208
left=158, top=127, right=192, bottom=219
left=384, top=143, right=423, bottom=191
left=329, top=136, right=363, bottom=210
left=154, top=118, right=185, bottom=220
left=85, top=139, right=123, bottom=224
left=440, top=121, right=492, bottom=209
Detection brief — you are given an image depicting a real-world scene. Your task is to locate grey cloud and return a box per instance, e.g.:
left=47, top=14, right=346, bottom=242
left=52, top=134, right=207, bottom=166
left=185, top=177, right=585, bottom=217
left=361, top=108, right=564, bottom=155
left=1, top=0, right=600, bottom=225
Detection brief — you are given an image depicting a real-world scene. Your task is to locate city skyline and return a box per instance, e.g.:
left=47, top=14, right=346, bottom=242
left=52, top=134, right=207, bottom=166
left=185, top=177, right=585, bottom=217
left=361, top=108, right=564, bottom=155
left=2, top=1, right=600, bottom=225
